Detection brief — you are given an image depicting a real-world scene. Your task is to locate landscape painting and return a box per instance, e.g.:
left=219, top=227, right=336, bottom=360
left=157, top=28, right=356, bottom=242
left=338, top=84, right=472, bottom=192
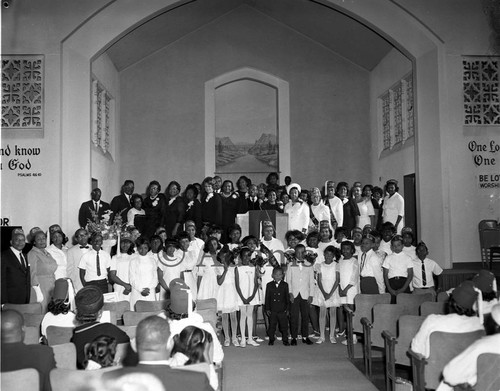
left=215, top=79, right=278, bottom=174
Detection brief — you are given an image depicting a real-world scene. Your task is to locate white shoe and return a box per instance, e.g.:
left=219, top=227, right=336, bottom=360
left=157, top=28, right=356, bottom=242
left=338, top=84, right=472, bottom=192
left=224, top=339, right=230, bottom=347
left=316, top=337, right=325, bottom=344
left=232, top=339, right=240, bottom=347
left=254, top=336, right=264, bottom=343
left=247, top=338, right=260, bottom=346
left=276, top=336, right=282, bottom=341
left=330, top=336, right=337, bottom=344
left=240, top=340, right=246, bottom=348
left=341, top=337, right=357, bottom=345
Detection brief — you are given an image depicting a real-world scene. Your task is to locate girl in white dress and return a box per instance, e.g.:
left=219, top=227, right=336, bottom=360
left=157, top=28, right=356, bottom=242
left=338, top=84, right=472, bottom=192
left=196, top=237, right=223, bottom=301
left=157, top=239, right=184, bottom=300
left=216, top=248, right=239, bottom=347
left=314, top=246, right=341, bottom=344
left=337, top=241, right=360, bottom=340
left=177, top=232, right=199, bottom=301
left=109, top=234, right=134, bottom=303
left=129, top=238, right=158, bottom=310
left=317, top=223, right=335, bottom=253
left=235, top=247, right=260, bottom=347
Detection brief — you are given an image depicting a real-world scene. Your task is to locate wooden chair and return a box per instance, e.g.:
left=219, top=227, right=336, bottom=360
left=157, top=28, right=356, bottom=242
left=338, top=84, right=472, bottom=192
left=420, top=301, right=447, bottom=317
left=479, top=220, right=498, bottom=230
left=24, top=325, right=41, bottom=344
left=479, top=228, right=500, bottom=268
left=1, top=368, right=39, bottom=391
left=343, top=293, right=392, bottom=359
left=135, top=299, right=170, bottom=312
left=46, top=326, right=74, bottom=346
left=436, top=291, right=449, bottom=302
left=409, top=329, right=485, bottom=391
left=23, top=313, right=44, bottom=327
left=3, top=302, right=42, bottom=314
left=361, top=303, right=411, bottom=378
left=196, top=298, right=218, bottom=331
left=50, top=367, right=118, bottom=391
left=114, top=342, right=131, bottom=366
left=122, top=310, right=165, bottom=326
left=117, top=325, right=137, bottom=339
left=396, top=293, right=434, bottom=315
left=476, top=353, right=500, bottom=391
left=53, top=343, right=77, bottom=369
left=383, top=315, right=426, bottom=391
left=103, top=301, right=130, bottom=324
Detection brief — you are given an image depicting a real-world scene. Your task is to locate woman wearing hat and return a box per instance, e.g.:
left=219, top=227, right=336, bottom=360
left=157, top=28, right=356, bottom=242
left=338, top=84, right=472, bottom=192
left=382, top=179, right=405, bottom=234
left=309, top=187, right=333, bottom=233
left=284, top=183, right=310, bottom=234
left=41, top=278, right=76, bottom=338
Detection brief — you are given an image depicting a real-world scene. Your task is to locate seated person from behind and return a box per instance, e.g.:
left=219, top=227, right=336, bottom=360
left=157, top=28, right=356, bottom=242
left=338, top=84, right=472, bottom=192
left=169, top=325, right=218, bottom=390
left=411, top=280, right=484, bottom=358
left=472, top=269, right=499, bottom=314
left=1, top=309, right=56, bottom=391
left=41, top=278, right=77, bottom=339
left=437, top=303, right=500, bottom=391
left=84, top=335, right=117, bottom=370
left=71, top=285, right=129, bottom=369
left=103, top=315, right=212, bottom=391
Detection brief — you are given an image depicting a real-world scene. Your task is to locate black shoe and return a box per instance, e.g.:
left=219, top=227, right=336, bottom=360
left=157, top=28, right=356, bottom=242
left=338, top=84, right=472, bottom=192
left=302, top=338, right=313, bottom=345
left=291, top=338, right=297, bottom=346
left=283, top=340, right=290, bottom=346
left=268, top=340, right=274, bottom=346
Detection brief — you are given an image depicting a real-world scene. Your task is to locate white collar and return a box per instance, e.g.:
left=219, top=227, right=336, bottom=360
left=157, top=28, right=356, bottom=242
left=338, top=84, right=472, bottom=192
left=139, top=360, right=170, bottom=365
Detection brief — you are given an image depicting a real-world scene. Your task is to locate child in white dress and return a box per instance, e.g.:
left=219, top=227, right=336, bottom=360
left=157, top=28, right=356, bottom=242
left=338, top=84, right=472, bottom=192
left=337, top=241, right=360, bottom=341
left=129, top=238, right=158, bottom=310
left=227, top=224, right=242, bottom=251
left=196, top=237, right=223, bottom=301
left=314, top=246, right=341, bottom=344
left=216, top=247, right=239, bottom=347
left=109, top=233, right=134, bottom=303
left=157, top=239, right=183, bottom=300
left=235, top=247, right=260, bottom=347
left=177, top=232, right=199, bottom=301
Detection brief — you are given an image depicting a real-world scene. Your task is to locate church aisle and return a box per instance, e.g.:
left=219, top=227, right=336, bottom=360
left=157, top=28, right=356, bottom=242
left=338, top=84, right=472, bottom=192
left=223, top=339, right=378, bottom=391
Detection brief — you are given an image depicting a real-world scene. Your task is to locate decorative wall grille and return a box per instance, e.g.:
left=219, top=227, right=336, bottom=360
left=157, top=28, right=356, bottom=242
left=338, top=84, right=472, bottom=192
left=91, top=79, right=113, bottom=155
left=463, top=57, right=500, bottom=125
left=379, top=71, right=414, bottom=152
left=2, top=55, right=44, bottom=129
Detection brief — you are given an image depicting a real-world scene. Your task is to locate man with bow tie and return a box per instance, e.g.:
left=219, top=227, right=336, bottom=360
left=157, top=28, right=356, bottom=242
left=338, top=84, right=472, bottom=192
left=110, top=180, right=134, bottom=223
left=66, top=228, right=90, bottom=292
left=1, top=230, right=32, bottom=304
left=78, top=188, right=111, bottom=228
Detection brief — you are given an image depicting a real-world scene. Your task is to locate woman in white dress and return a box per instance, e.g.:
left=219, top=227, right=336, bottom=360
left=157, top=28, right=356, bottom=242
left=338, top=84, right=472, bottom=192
left=357, top=186, right=375, bottom=229
left=47, top=230, right=69, bottom=280
left=129, top=238, right=158, bottom=310
left=157, top=239, right=184, bottom=300
left=309, top=187, right=333, bottom=233
left=382, top=179, right=405, bottom=234
left=235, top=247, right=261, bottom=347
left=196, top=237, right=223, bottom=301
left=109, top=233, right=134, bottom=303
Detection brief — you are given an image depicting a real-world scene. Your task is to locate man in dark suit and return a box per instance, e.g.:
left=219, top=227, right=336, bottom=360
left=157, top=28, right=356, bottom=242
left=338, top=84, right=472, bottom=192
left=1, top=309, right=56, bottom=391
left=78, top=187, right=111, bottom=228
left=110, top=180, right=134, bottom=223
left=265, top=266, right=290, bottom=346
left=1, top=230, right=31, bottom=304
left=104, top=315, right=212, bottom=391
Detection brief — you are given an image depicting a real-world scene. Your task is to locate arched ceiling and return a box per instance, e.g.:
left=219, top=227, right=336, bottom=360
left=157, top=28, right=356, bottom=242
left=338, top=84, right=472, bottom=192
left=105, top=0, right=394, bottom=72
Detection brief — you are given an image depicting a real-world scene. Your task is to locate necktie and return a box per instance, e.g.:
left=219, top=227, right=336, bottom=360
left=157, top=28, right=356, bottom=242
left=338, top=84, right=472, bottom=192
left=96, top=251, right=101, bottom=276
left=361, top=252, right=367, bottom=273
left=94, top=202, right=99, bottom=214
left=19, top=253, right=27, bottom=269
left=421, top=260, right=427, bottom=287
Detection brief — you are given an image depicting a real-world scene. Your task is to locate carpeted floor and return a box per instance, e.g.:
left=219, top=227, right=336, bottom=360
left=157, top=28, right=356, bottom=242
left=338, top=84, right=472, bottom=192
left=223, top=337, right=379, bottom=391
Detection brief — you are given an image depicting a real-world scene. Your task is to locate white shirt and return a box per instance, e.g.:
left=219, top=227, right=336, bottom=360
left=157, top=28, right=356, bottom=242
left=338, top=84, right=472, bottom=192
left=286, top=261, right=315, bottom=299
left=383, top=192, right=405, bottom=233
left=359, top=249, right=385, bottom=293
left=382, top=252, right=413, bottom=278
left=67, top=244, right=90, bottom=292
left=284, top=200, right=310, bottom=232
left=78, top=248, right=111, bottom=281
left=326, top=196, right=343, bottom=227
left=402, top=245, right=416, bottom=258
left=10, top=247, right=25, bottom=267
left=47, top=243, right=68, bottom=280
left=411, top=257, right=443, bottom=288
left=378, top=240, right=392, bottom=257
left=310, top=202, right=332, bottom=230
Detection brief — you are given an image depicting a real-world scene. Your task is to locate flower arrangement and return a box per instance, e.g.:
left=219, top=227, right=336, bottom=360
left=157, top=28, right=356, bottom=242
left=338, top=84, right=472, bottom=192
left=86, top=207, right=126, bottom=240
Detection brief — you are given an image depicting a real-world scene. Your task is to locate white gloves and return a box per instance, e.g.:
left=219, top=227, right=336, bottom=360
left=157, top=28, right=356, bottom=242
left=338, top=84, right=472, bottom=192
left=33, top=285, right=44, bottom=303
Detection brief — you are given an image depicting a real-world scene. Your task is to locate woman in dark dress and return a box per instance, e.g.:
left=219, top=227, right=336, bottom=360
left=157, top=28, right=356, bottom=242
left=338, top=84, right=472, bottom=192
left=142, top=180, right=167, bottom=239
left=236, top=175, right=252, bottom=213
left=261, top=188, right=284, bottom=212
left=184, top=184, right=202, bottom=234
left=220, top=180, right=240, bottom=244
left=164, top=181, right=185, bottom=238
left=336, top=181, right=359, bottom=238
left=200, top=177, right=223, bottom=230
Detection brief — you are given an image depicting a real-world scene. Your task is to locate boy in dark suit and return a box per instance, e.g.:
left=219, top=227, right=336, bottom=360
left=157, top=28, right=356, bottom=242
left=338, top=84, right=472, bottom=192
left=265, top=267, right=290, bottom=346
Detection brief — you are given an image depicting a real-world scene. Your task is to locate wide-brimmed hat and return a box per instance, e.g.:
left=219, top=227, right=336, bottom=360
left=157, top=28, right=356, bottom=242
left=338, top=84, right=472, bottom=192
left=473, top=269, right=496, bottom=293
left=286, top=183, right=301, bottom=194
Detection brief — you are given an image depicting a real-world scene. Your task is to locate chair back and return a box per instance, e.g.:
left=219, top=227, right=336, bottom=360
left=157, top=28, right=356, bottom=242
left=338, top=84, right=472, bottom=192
left=196, top=298, right=218, bottom=330
left=23, top=313, right=44, bottom=327
left=135, top=299, right=170, bottom=312
left=352, top=293, right=391, bottom=334
left=50, top=367, right=118, bottom=391
left=371, top=303, right=410, bottom=348
left=53, top=343, right=77, bottom=369
left=1, top=368, right=39, bottom=391
left=114, top=342, right=132, bottom=366
left=103, top=301, right=130, bottom=324
left=122, top=310, right=165, bottom=326
left=3, top=303, right=42, bottom=314
left=436, top=291, right=449, bottom=302
left=476, top=353, right=500, bottom=391
left=424, top=330, right=485, bottom=390
left=395, top=315, right=425, bottom=366
left=24, top=325, right=41, bottom=344
left=479, top=228, right=500, bottom=266
left=46, top=326, right=74, bottom=346
left=396, top=293, right=434, bottom=315
left=479, top=220, right=498, bottom=230
left=117, top=325, right=137, bottom=339
left=420, top=301, right=447, bottom=317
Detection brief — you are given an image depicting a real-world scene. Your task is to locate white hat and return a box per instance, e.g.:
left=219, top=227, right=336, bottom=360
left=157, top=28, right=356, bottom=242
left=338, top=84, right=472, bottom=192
left=491, top=303, right=500, bottom=325
left=286, top=183, right=301, bottom=194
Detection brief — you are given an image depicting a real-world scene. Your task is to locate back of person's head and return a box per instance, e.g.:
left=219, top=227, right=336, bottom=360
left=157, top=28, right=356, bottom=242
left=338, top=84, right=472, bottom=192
left=84, top=335, right=117, bottom=369
left=473, top=269, right=497, bottom=301
left=1, top=309, right=24, bottom=344
left=48, top=278, right=73, bottom=315
left=75, top=286, right=104, bottom=323
left=449, top=281, right=478, bottom=316
left=136, top=316, right=170, bottom=355
left=172, top=326, right=213, bottom=365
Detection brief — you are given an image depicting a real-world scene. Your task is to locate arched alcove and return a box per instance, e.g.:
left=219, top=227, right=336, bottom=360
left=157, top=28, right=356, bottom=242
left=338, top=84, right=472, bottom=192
left=205, top=67, right=290, bottom=180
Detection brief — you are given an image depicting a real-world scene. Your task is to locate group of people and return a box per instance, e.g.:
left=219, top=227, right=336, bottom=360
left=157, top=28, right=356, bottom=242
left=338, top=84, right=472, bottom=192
left=1, top=172, right=498, bottom=391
